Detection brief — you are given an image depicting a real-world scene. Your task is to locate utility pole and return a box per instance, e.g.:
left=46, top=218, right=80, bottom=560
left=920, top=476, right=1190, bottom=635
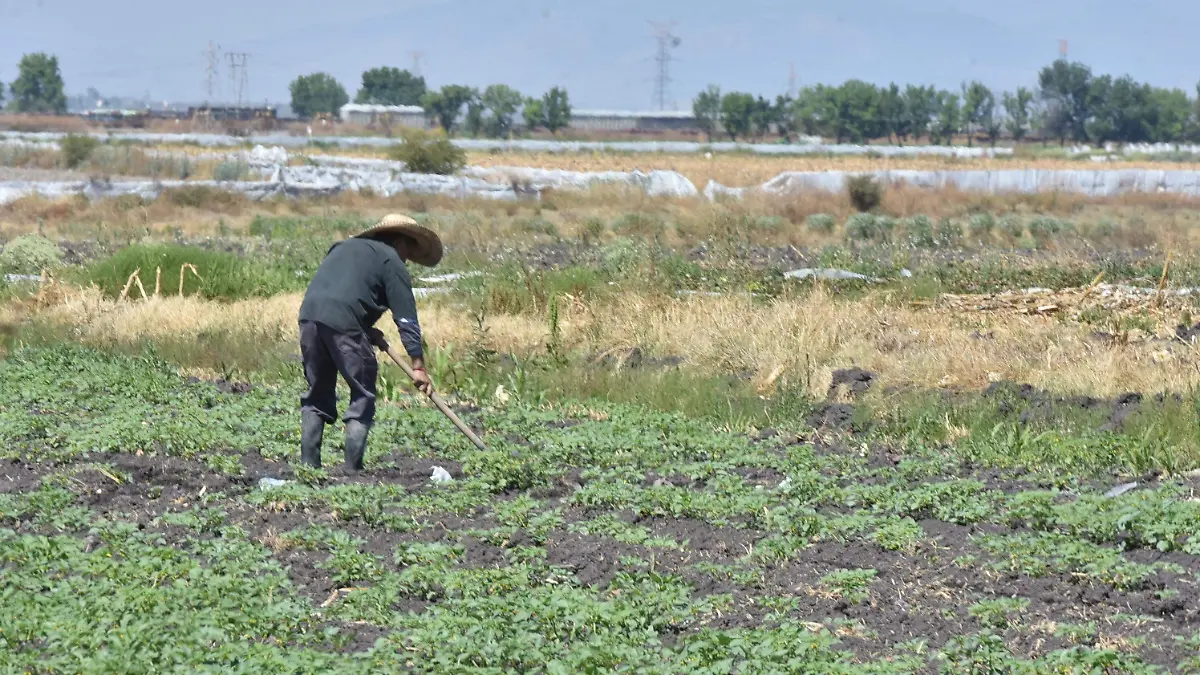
left=203, top=41, right=221, bottom=104
left=226, top=52, right=249, bottom=107
left=650, top=21, right=681, bottom=111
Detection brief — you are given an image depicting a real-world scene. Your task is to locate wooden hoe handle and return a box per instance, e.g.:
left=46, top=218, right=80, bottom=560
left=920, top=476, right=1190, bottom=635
left=379, top=344, right=490, bottom=452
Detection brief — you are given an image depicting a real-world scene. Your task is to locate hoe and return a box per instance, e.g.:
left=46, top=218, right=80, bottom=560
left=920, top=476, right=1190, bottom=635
left=377, top=343, right=490, bottom=452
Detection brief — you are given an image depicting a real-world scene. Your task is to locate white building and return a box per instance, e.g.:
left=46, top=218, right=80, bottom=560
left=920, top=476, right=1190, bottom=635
left=339, top=103, right=428, bottom=128
left=568, top=109, right=698, bottom=133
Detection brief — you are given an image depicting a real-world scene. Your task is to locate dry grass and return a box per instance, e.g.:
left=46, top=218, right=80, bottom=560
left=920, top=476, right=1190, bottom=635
left=5, top=179, right=1200, bottom=256
left=267, top=145, right=1200, bottom=189
left=0, top=114, right=93, bottom=134
left=20, top=284, right=1200, bottom=400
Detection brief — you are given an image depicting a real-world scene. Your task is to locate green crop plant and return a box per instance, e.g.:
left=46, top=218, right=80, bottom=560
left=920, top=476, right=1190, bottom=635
left=967, top=597, right=1030, bottom=629
left=819, top=568, right=877, bottom=604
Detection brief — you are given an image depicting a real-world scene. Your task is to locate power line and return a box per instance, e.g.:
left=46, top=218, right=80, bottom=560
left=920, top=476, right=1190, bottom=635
left=203, top=41, right=221, bottom=103
left=650, top=21, right=681, bottom=111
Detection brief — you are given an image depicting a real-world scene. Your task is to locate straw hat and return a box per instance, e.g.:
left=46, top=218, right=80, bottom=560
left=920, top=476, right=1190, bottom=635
left=355, top=213, right=443, bottom=267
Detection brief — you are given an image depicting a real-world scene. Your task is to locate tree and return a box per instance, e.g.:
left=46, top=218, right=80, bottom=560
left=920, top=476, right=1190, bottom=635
left=720, top=92, right=756, bottom=141
left=828, top=80, right=881, bottom=143
left=903, top=85, right=937, bottom=142
left=692, top=85, right=722, bottom=142
left=480, top=84, right=523, bottom=138
left=542, top=86, right=571, bottom=135
left=983, top=97, right=1002, bottom=147
left=421, top=85, right=477, bottom=134
left=774, top=95, right=798, bottom=142
left=750, top=95, right=777, bottom=140
left=793, top=85, right=831, bottom=138
left=10, top=53, right=67, bottom=114
left=1148, top=87, right=1190, bottom=143
left=878, top=83, right=904, bottom=143
left=464, top=100, right=486, bottom=137
left=933, top=91, right=961, bottom=145
left=1087, top=75, right=1143, bottom=144
left=289, top=72, right=348, bottom=119
left=354, top=67, right=426, bottom=106
left=522, top=97, right=545, bottom=132
left=1002, top=88, right=1034, bottom=142
left=961, top=81, right=994, bottom=146
left=1038, top=59, right=1095, bottom=143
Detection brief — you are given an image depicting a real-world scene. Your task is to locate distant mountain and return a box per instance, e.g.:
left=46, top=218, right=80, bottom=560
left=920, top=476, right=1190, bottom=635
left=5, top=0, right=1200, bottom=109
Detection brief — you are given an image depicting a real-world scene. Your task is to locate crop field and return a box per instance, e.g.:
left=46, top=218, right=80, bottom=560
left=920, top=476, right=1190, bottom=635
left=7, top=160, right=1200, bottom=672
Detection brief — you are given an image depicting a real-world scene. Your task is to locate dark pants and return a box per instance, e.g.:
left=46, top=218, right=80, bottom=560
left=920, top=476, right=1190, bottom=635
left=299, top=320, right=378, bottom=426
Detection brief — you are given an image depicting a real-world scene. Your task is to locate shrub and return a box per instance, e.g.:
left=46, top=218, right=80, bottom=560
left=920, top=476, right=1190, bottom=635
left=0, top=234, right=63, bottom=275
left=935, top=218, right=962, bottom=247
left=520, top=217, right=558, bottom=238
left=903, top=215, right=935, bottom=249
left=806, top=213, right=836, bottom=233
left=1029, top=216, right=1070, bottom=243
left=968, top=213, right=995, bottom=238
left=875, top=215, right=897, bottom=241
left=1087, top=219, right=1118, bottom=241
left=612, top=212, right=665, bottom=236
left=581, top=217, right=607, bottom=243
left=753, top=215, right=787, bottom=232
left=213, top=160, right=249, bottom=182
left=844, top=213, right=879, bottom=241
left=600, top=238, right=645, bottom=275
left=60, top=134, right=100, bottom=169
left=387, top=129, right=466, bottom=175
left=846, top=174, right=883, bottom=212
left=999, top=215, right=1024, bottom=239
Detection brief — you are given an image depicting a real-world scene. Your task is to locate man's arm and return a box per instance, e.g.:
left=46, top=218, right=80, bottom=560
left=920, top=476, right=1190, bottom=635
left=382, top=258, right=423, bottom=359
left=381, top=255, right=433, bottom=395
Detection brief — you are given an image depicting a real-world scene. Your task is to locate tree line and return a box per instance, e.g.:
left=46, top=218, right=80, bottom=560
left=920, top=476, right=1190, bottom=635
left=289, top=69, right=571, bottom=136
left=694, top=59, right=1200, bottom=146
left=6, top=50, right=1200, bottom=147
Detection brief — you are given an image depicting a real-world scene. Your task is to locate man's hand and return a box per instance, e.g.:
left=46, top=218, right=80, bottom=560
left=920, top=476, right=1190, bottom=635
left=366, top=327, right=388, bottom=350
left=410, top=357, right=433, bottom=396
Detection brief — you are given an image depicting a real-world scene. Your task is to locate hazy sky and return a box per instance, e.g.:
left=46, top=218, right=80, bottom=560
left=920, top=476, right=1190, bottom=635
left=3, top=0, right=1198, bottom=109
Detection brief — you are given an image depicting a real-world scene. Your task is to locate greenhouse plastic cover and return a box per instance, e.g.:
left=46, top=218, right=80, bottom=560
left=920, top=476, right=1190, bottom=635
left=0, top=130, right=1011, bottom=157
left=8, top=139, right=1200, bottom=205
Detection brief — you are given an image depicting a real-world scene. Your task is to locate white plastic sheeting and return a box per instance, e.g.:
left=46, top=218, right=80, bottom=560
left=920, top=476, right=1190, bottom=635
left=0, top=130, right=1012, bottom=157
left=13, top=166, right=1200, bottom=206
left=704, top=169, right=1200, bottom=198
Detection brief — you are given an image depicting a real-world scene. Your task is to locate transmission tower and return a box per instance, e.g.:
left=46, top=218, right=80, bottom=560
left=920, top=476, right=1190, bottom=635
left=202, top=41, right=221, bottom=103
left=1058, top=39, right=1068, bottom=59
left=788, top=63, right=797, bottom=98
left=650, top=21, right=681, bottom=111
left=409, top=50, right=425, bottom=78
left=227, top=52, right=249, bottom=107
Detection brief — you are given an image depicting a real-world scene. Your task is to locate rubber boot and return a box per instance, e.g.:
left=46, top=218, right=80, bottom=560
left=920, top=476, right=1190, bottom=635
left=300, top=411, right=325, bottom=469
left=343, top=420, right=371, bottom=473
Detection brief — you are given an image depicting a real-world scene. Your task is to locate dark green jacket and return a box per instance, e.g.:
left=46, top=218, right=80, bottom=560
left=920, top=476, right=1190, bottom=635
left=298, top=237, right=423, bottom=358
